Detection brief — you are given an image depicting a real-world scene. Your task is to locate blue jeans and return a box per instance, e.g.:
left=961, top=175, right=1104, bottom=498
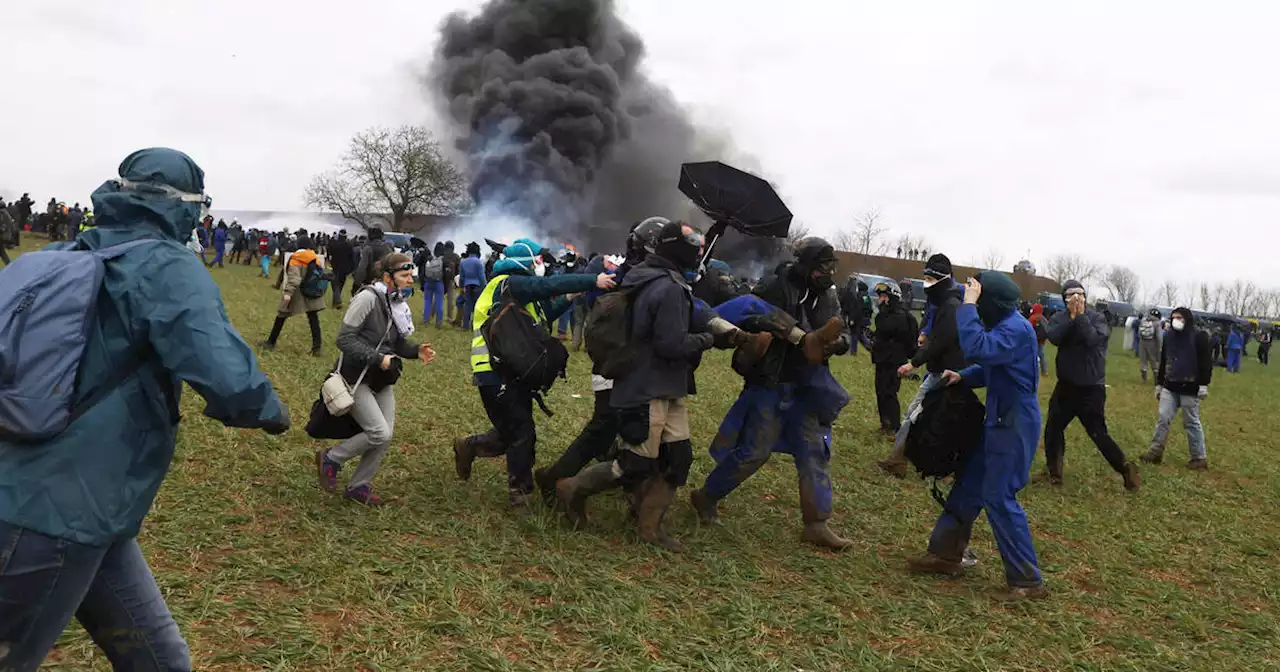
left=422, top=279, right=444, bottom=326
left=1037, top=342, right=1048, bottom=376
left=462, top=285, right=482, bottom=331
left=0, top=521, right=190, bottom=671
left=1150, top=389, right=1206, bottom=460
left=557, top=307, right=574, bottom=336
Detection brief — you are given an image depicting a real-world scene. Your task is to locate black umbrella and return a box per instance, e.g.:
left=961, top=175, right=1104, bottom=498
left=484, top=238, right=507, bottom=254
left=678, top=161, right=792, bottom=265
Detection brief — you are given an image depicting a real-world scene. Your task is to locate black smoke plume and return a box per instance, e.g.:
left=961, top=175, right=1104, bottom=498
left=429, top=0, right=782, bottom=263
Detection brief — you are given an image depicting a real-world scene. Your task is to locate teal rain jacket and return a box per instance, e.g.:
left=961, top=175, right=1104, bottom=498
left=0, top=148, right=287, bottom=545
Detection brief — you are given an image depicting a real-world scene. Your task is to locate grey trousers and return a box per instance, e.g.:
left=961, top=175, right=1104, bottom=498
left=327, top=384, right=396, bottom=489
left=1150, top=389, right=1205, bottom=460
left=1139, top=340, right=1161, bottom=379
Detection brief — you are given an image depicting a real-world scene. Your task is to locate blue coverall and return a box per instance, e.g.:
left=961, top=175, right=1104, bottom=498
left=1226, top=330, right=1244, bottom=373
left=926, top=304, right=1043, bottom=588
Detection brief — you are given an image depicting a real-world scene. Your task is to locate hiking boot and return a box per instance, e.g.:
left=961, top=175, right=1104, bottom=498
left=534, top=467, right=560, bottom=508
left=310, top=346, right=323, bottom=357
left=991, top=584, right=1049, bottom=602
left=1122, top=461, right=1141, bottom=492
left=1139, top=452, right=1162, bottom=465
left=690, top=488, right=720, bottom=525
left=906, top=553, right=965, bottom=576
left=258, top=340, right=276, bottom=352
left=877, top=458, right=909, bottom=479
left=1187, top=458, right=1209, bottom=471
left=315, top=449, right=339, bottom=492
left=637, top=479, right=684, bottom=552
left=555, top=462, right=619, bottom=528
left=453, top=437, right=475, bottom=481
left=1032, top=471, right=1064, bottom=486
left=344, top=485, right=385, bottom=506
left=508, top=489, right=533, bottom=510
left=801, top=521, right=853, bottom=551
left=801, top=317, right=846, bottom=364
left=732, top=330, right=774, bottom=365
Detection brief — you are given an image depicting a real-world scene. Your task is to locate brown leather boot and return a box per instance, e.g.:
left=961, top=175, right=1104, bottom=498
left=1122, top=461, right=1141, bottom=492
left=906, top=553, right=966, bottom=576
left=991, top=583, right=1049, bottom=602
left=801, top=317, right=846, bottom=364
left=690, top=488, right=721, bottom=525
left=637, top=479, right=684, bottom=551
left=877, top=458, right=910, bottom=479
left=732, top=330, right=774, bottom=365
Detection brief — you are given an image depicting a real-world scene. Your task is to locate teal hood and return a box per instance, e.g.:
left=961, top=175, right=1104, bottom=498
left=976, top=270, right=1022, bottom=328
left=493, top=237, right=544, bottom=276
left=85, top=148, right=205, bottom=246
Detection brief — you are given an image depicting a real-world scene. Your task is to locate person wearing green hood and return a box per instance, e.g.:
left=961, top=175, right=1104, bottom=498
left=0, top=148, right=290, bottom=671
left=453, top=237, right=616, bottom=508
left=906, top=270, right=1047, bottom=601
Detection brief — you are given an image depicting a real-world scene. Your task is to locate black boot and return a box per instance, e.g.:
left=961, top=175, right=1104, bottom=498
left=260, top=315, right=286, bottom=350
left=308, top=311, right=323, bottom=356
left=555, top=462, right=620, bottom=528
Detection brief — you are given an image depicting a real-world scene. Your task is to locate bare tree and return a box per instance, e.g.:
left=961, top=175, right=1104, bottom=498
left=1211, top=283, right=1227, bottom=312
left=1044, top=253, right=1103, bottom=286
left=1232, top=279, right=1257, bottom=316
left=1102, top=266, right=1141, bottom=303
left=1197, top=283, right=1211, bottom=311
left=304, top=125, right=467, bottom=232
left=980, top=247, right=1006, bottom=270
left=848, top=208, right=889, bottom=256
left=1158, top=280, right=1179, bottom=306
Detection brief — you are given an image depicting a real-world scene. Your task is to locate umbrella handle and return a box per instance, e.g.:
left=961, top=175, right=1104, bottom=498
left=700, top=221, right=728, bottom=267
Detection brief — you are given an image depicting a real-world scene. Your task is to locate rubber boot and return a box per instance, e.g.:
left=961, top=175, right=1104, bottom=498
left=555, top=462, right=620, bottom=528
left=991, top=584, right=1049, bottom=602
left=1122, top=461, right=1141, bottom=492
left=799, top=480, right=851, bottom=550
left=801, top=317, right=846, bottom=364
left=690, top=488, right=720, bottom=525
left=260, top=315, right=286, bottom=350
left=534, top=467, right=559, bottom=508
left=636, top=478, right=684, bottom=551
left=453, top=437, right=475, bottom=480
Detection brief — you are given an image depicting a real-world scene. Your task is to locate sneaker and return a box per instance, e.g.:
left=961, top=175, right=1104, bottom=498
left=1187, top=458, right=1209, bottom=470
left=1122, top=462, right=1141, bottom=492
left=1139, top=452, right=1162, bottom=465
left=991, top=584, right=1049, bottom=602
left=315, top=449, right=339, bottom=492
left=344, top=485, right=385, bottom=506
left=906, top=553, right=965, bottom=576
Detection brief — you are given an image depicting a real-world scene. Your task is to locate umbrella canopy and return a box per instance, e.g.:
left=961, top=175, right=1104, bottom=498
left=678, top=161, right=792, bottom=238
left=484, top=238, right=507, bottom=254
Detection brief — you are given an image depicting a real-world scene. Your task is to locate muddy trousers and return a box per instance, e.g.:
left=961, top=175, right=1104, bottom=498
left=701, top=386, right=834, bottom=522
left=463, top=383, right=537, bottom=494
left=927, top=432, right=1042, bottom=587
left=542, top=389, right=620, bottom=482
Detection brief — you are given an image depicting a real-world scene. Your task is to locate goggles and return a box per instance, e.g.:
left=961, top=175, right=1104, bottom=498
left=1064, top=288, right=1086, bottom=298
left=115, top=178, right=212, bottom=209
left=389, top=262, right=415, bottom=274
left=814, top=258, right=837, bottom=274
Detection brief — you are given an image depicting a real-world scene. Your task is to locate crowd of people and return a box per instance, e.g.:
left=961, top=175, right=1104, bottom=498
left=0, top=147, right=1269, bottom=669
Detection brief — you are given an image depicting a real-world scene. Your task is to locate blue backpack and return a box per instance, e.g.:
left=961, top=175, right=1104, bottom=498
left=0, top=238, right=164, bottom=442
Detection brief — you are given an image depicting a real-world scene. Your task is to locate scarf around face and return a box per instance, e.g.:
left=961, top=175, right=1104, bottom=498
left=373, top=281, right=415, bottom=337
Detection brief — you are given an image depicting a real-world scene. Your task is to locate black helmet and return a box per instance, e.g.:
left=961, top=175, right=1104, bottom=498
left=628, top=216, right=669, bottom=257
left=793, top=237, right=837, bottom=275
left=1149, top=308, right=1161, bottom=318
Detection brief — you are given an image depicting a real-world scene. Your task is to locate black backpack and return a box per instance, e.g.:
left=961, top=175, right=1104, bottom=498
left=480, top=282, right=568, bottom=414
left=584, top=275, right=667, bottom=379
left=905, top=384, right=985, bottom=481
left=300, top=261, right=332, bottom=299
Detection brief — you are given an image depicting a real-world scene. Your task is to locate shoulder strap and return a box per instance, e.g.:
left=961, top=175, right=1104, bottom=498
left=348, top=291, right=395, bottom=389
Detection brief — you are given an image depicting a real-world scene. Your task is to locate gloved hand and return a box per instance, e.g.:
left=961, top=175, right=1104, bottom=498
left=693, top=332, right=716, bottom=352
left=264, top=404, right=291, bottom=435
left=1154, top=386, right=1163, bottom=401
left=712, top=328, right=742, bottom=350
left=1198, top=385, right=1209, bottom=399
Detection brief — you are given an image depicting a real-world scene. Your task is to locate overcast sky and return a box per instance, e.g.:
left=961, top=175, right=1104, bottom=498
left=5, top=0, right=1279, bottom=298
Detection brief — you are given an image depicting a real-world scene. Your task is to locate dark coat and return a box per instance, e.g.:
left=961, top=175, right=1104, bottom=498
left=872, top=299, right=916, bottom=366
left=610, top=255, right=713, bottom=408
left=910, top=285, right=967, bottom=374
left=735, top=263, right=850, bottom=388
left=328, top=236, right=356, bottom=274
left=1157, top=329, right=1212, bottom=396
left=1046, top=308, right=1110, bottom=386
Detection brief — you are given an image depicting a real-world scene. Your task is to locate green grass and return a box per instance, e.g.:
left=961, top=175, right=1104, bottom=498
left=17, top=235, right=1279, bottom=671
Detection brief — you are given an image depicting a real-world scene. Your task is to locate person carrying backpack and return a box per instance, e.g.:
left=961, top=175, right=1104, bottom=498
left=905, top=271, right=1047, bottom=601
left=0, top=148, right=289, bottom=670
left=452, top=238, right=616, bottom=509
left=261, top=248, right=328, bottom=356
left=1138, top=308, right=1163, bottom=384
left=417, top=243, right=446, bottom=326
left=353, top=227, right=393, bottom=291
left=315, top=253, right=436, bottom=505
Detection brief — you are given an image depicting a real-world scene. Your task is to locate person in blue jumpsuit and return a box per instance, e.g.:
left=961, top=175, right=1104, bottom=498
left=0, top=148, right=291, bottom=669
left=690, top=238, right=853, bottom=550
left=906, top=270, right=1048, bottom=601
left=1226, top=327, right=1244, bottom=373
left=211, top=219, right=228, bottom=267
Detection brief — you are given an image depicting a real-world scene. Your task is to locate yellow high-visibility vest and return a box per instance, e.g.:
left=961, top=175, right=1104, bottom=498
left=471, top=274, right=546, bottom=374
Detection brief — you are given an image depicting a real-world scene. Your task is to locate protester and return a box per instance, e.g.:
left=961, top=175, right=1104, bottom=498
left=1137, top=308, right=1163, bottom=384
left=1028, top=302, right=1049, bottom=377
left=0, top=207, right=13, bottom=266
left=871, top=281, right=917, bottom=438
left=1226, top=326, right=1244, bottom=373
left=421, top=242, right=446, bottom=326
left=259, top=232, right=274, bottom=277
left=879, top=254, right=965, bottom=478
left=1259, top=329, right=1272, bottom=365
left=210, top=219, right=228, bottom=268
left=1122, top=313, right=1137, bottom=353
left=353, top=228, right=393, bottom=292
left=0, top=148, right=289, bottom=671
left=262, top=248, right=327, bottom=356
left=1042, top=280, right=1140, bottom=491
left=688, top=237, right=853, bottom=550
left=1141, top=307, right=1211, bottom=470
left=906, top=271, right=1047, bottom=601
left=316, top=253, right=436, bottom=505
left=442, top=241, right=461, bottom=326
left=328, top=229, right=355, bottom=308
left=453, top=239, right=615, bottom=509
left=460, top=241, right=487, bottom=330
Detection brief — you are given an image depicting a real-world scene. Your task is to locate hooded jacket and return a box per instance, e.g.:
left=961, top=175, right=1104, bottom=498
left=0, top=148, right=286, bottom=545
left=872, top=295, right=916, bottom=366
left=910, top=281, right=967, bottom=374
left=610, top=254, right=714, bottom=408
left=733, top=262, right=849, bottom=388
left=1045, top=285, right=1111, bottom=386
left=1157, top=309, right=1212, bottom=396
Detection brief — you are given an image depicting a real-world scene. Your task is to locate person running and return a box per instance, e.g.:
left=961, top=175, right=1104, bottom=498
left=905, top=271, right=1047, bottom=601
left=0, top=148, right=289, bottom=670
left=261, top=248, right=327, bottom=356
left=1041, top=280, right=1140, bottom=492
left=1142, top=307, right=1211, bottom=470
left=316, top=253, right=436, bottom=505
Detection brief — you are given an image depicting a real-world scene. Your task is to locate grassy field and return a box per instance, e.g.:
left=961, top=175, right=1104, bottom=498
left=17, top=235, right=1278, bottom=671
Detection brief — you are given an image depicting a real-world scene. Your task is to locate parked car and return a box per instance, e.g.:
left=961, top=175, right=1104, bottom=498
left=903, top=278, right=927, bottom=312
left=1035, top=291, right=1067, bottom=317
left=1095, top=300, right=1135, bottom=327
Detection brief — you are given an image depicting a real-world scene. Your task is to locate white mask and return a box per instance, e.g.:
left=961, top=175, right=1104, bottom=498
left=534, top=261, right=546, bottom=277
left=1171, top=318, right=1186, bottom=331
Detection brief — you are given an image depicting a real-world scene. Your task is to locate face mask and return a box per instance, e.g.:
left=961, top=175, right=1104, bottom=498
left=534, top=262, right=546, bottom=277
left=976, top=296, right=1008, bottom=329
left=811, top=274, right=835, bottom=292
left=398, top=286, right=414, bottom=299
left=683, top=269, right=701, bottom=284
left=1171, top=319, right=1185, bottom=331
